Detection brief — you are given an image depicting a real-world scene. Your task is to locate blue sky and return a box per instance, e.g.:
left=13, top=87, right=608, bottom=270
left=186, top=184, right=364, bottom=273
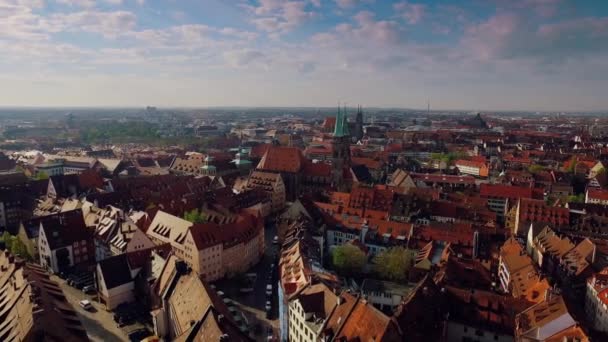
left=1, top=0, right=608, bottom=111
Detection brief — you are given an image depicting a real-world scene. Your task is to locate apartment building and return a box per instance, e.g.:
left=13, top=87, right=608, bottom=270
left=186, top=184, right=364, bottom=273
left=515, top=295, right=588, bottom=341
left=245, top=170, right=286, bottom=213
left=586, top=188, right=608, bottom=206
left=455, top=159, right=489, bottom=177
left=288, top=282, right=402, bottom=342
left=146, top=210, right=264, bottom=281
left=37, top=210, right=95, bottom=274
left=585, top=268, right=608, bottom=332
left=151, top=256, right=251, bottom=341
left=498, top=237, right=549, bottom=303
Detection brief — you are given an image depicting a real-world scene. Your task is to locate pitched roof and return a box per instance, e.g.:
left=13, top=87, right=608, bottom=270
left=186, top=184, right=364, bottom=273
left=98, top=254, right=133, bottom=290
left=500, top=237, right=549, bottom=302
left=587, top=188, right=608, bottom=201
left=515, top=295, right=579, bottom=341
left=302, top=160, right=332, bottom=177
left=188, top=212, right=263, bottom=250
left=40, top=210, right=90, bottom=250
left=518, top=198, right=569, bottom=227
left=410, top=172, right=476, bottom=185
left=351, top=157, right=382, bottom=170
left=334, top=295, right=401, bottom=341
left=480, top=184, right=537, bottom=200
left=455, top=159, right=487, bottom=169
left=256, top=146, right=304, bottom=173
left=445, top=286, right=533, bottom=335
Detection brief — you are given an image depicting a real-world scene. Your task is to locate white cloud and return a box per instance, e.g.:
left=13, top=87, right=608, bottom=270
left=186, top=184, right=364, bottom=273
left=244, top=0, right=316, bottom=35
left=394, top=1, right=425, bottom=24
left=48, top=10, right=137, bottom=37
left=55, top=0, right=96, bottom=8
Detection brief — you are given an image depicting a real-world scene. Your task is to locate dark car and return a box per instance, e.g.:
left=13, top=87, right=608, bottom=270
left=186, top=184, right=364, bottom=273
left=118, top=315, right=134, bottom=327
left=128, top=329, right=150, bottom=342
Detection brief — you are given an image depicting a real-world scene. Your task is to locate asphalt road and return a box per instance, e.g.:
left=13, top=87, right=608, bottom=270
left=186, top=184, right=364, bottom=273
left=51, top=274, right=129, bottom=342
left=214, top=221, right=280, bottom=341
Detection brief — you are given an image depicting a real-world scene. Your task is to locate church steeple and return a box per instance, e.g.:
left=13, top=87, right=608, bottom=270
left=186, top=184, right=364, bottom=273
left=333, top=105, right=350, bottom=138
left=354, top=105, right=364, bottom=141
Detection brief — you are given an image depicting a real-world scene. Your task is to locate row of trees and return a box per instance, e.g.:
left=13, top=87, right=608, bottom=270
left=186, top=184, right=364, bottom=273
left=79, top=121, right=160, bottom=144
left=331, top=244, right=415, bottom=281
left=1, top=232, right=31, bottom=261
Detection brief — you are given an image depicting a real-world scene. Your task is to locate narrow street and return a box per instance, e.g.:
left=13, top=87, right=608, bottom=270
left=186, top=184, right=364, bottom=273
left=214, top=221, right=280, bottom=340
left=51, top=274, right=129, bottom=342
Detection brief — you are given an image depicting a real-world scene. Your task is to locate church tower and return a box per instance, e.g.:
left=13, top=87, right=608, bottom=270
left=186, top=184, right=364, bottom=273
left=354, top=105, right=364, bottom=142
left=332, top=106, right=351, bottom=191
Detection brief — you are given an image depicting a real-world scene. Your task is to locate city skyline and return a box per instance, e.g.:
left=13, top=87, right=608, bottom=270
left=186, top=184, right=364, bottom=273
left=1, top=0, right=608, bottom=111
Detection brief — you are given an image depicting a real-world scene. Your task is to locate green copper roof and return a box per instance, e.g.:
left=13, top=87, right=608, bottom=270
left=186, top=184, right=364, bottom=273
left=333, top=106, right=350, bottom=137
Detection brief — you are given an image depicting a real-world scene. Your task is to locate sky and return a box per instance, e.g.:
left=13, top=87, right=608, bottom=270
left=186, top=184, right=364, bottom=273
left=1, top=0, right=608, bottom=111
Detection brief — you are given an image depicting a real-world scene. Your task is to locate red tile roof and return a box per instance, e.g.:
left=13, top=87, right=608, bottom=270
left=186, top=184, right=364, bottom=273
left=480, top=184, right=539, bottom=200
left=518, top=198, right=569, bottom=227
left=351, top=157, right=382, bottom=170
left=588, top=188, right=608, bottom=201
left=410, top=173, right=476, bottom=185
left=189, top=212, right=263, bottom=250
left=455, top=159, right=487, bottom=169
left=302, top=160, right=332, bottom=177
left=247, top=144, right=267, bottom=159
left=334, top=296, right=402, bottom=341
left=256, top=146, right=304, bottom=173
left=314, top=202, right=413, bottom=239
left=322, top=117, right=336, bottom=131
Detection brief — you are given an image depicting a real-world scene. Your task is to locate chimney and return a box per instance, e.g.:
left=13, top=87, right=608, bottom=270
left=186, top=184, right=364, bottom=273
left=336, top=295, right=342, bottom=305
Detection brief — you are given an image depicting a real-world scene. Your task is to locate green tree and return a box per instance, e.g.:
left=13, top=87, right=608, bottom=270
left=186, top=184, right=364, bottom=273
left=528, top=164, right=545, bottom=174
left=331, top=244, right=367, bottom=276
left=184, top=209, right=206, bottom=223
left=1, top=231, right=12, bottom=250
left=34, top=171, right=49, bottom=180
left=0, top=232, right=31, bottom=260
left=373, top=247, right=415, bottom=281
left=10, top=237, right=30, bottom=260
left=567, top=193, right=585, bottom=203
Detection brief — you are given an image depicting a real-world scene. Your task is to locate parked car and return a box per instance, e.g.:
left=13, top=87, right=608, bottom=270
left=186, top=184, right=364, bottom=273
left=272, top=236, right=279, bottom=244
left=128, top=329, right=151, bottom=342
left=266, top=284, right=272, bottom=296
left=82, top=285, right=96, bottom=293
left=79, top=300, right=93, bottom=311
left=118, top=316, right=134, bottom=327
left=265, top=301, right=271, bottom=312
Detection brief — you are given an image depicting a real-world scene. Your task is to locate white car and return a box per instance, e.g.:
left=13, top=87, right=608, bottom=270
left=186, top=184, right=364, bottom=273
left=266, top=284, right=272, bottom=296
left=79, top=299, right=93, bottom=311
left=272, top=236, right=279, bottom=244
left=265, top=301, right=271, bottom=312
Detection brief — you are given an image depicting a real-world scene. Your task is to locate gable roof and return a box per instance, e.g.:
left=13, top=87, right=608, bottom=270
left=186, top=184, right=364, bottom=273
left=98, top=254, right=132, bottom=290
left=256, top=146, right=304, bottom=173
left=40, top=210, right=89, bottom=250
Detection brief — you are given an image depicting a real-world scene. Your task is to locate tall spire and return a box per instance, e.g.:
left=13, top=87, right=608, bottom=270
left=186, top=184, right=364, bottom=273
left=342, top=104, right=350, bottom=136
left=334, top=102, right=347, bottom=137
